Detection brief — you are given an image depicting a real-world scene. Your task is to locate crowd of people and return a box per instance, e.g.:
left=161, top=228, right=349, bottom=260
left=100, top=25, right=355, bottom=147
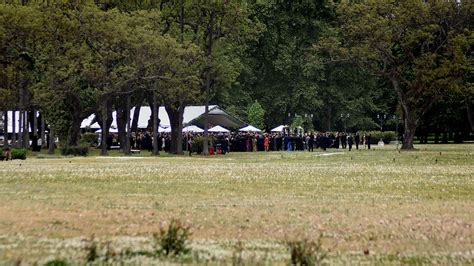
left=106, top=130, right=374, bottom=153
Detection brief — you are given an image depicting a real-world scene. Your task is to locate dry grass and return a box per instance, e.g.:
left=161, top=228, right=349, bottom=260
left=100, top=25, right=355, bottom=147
left=0, top=144, right=472, bottom=264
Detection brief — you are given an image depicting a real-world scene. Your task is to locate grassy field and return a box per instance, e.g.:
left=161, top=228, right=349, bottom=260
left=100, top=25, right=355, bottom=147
left=0, top=144, right=472, bottom=265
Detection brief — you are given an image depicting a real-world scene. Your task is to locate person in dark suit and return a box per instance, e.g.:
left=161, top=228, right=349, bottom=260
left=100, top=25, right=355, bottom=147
left=308, top=133, right=314, bottom=152
left=366, top=134, right=371, bottom=149
left=347, top=134, right=353, bottom=151
left=355, top=133, right=360, bottom=150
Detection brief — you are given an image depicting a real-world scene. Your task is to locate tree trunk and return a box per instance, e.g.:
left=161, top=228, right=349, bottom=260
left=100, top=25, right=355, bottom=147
left=100, top=99, right=108, bottom=156
left=67, top=112, right=82, bottom=146
left=401, top=109, right=417, bottom=150
left=116, top=102, right=127, bottom=152
left=33, top=110, right=37, bottom=138
left=41, top=113, right=46, bottom=148
left=18, top=110, right=23, bottom=148
left=166, top=104, right=185, bottom=154
left=152, top=96, right=160, bottom=156
left=124, top=95, right=131, bottom=155
left=48, top=126, right=55, bottom=155
left=466, top=101, right=474, bottom=132
left=203, top=12, right=215, bottom=156
left=131, top=104, right=141, bottom=133
left=23, top=111, right=29, bottom=148
left=3, top=111, right=8, bottom=148
left=12, top=111, right=16, bottom=148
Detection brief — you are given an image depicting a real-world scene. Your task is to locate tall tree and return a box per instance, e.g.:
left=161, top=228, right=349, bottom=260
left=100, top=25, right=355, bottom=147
left=336, top=0, right=474, bottom=149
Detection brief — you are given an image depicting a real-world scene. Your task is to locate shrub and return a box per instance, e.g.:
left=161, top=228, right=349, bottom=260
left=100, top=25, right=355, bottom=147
left=60, top=145, right=89, bottom=156
left=44, top=259, right=68, bottom=266
left=154, top=219, right=191, bottom=257
left=80, top=132, right=99, bottom=147
left=361, top=131, right=396, bottom=144
left=191, top=136, right=215, bottom=154
left=11, top=148, right=27, bottom=160
left=288, top=236, right=327, bottom=266
left=191, top=136, right=204, bottom=154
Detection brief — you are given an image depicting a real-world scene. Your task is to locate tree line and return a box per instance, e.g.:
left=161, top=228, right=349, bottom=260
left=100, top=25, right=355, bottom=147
left=1, top=0, right=472, bottom=152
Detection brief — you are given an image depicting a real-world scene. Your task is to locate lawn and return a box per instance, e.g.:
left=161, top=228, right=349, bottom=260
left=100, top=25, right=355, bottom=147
left=0, top=144, right=472, bottom=264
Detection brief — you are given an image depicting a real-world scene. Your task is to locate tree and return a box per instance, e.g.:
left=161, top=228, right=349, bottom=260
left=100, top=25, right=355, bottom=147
left=247, top=100, right=265, bottom=130
left=336, top=0, right=474, bottom=149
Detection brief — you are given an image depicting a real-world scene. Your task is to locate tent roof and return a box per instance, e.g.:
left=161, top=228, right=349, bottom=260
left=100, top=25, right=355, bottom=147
left=239, top=125, right=261, bottom=132
left=208, top=125, right=230, bottom=133
left=270, top=125, right=286, bottom=132
left=183, top=125, right=204, bottom=133
left=80, top=105, right=244, bottom=130
left=6, top=111, right=34, bottom=133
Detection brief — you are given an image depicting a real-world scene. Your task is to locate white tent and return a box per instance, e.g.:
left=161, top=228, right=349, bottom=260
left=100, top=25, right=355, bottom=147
left=208, top=125, right=230, bottom=133
left=183, top=125, right=204, bottom=133
left=271, top=125, right=286, bottom=132
left=239, top=125, right=261, bottom=132
left=95, top=128, right=119, bottom=133
left=80, top=105, right=245, bottom=130
left=158, top=126, right=171, bottom=133
left=6, top=111, right=34, bottom=133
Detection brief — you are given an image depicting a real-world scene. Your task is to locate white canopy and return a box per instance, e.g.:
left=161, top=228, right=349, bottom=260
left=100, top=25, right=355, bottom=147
left=6, top=111, right=34, bottom=133
left=183, top=125, right=204, bottom=133
left=239, top=125, right=261, bottom=132
left=80, top=105, right=245, bottom=130
left=208, top=125, right=230, bottom=133
left=158, top=126, right=171, bottom=133
left=271, top=125, right=286, bottom=132
left=95, top=128, right=119, bottom=133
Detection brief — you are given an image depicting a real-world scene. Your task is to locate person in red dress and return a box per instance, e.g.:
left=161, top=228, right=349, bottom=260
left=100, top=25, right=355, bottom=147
left=264, top=134, right=269, bottom=152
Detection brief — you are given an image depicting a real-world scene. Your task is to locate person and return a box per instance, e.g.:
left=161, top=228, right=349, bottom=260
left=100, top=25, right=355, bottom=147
left=341, top=133, right=347, bottom=149
left=366, top=134, right=371, bottom=149
left=355, top=133, right=360, bottom=150
left=347, top=134, right=353, bottom=151
left=2, top=147, right=11, bottom=161
left=264, top=134, right=269, bottom=152
left=308, top=133, right=314, bottom=152
left=187, top=136, right=193, bottom=156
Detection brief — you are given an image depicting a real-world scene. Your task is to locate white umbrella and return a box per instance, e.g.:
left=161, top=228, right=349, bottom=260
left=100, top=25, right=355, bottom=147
left=239, top=125, right=261, bottom=132
left=183, top=125, right=204, bottom=133
left=208, top=125, right=230, bottom=133
left=270, top=125, right=286, bottom=132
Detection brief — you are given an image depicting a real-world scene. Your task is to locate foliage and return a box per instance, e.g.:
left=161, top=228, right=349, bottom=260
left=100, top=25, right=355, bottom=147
left=43, top=259, right=68, bottom=266
left=11, top=148, right=27, bottom=160
left=191, top=135, right=215, bottom=154
left=361, top=131, right=397, bottom=144
left=288, top=236, right=327, bottom=266
left=60, top=146, right=89, bottom=157
left=335, top=0, right=474, bottom=149
left=153, top=219, right=191, bottom=257
left=291, top=115, right=305, bottom=131
left=80, top=133, right=99, bottom=147
left=247, top=100, right=265, bottom=130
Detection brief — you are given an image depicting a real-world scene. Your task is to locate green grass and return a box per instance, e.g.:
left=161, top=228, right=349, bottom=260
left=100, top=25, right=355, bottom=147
left=0, top=144, right=472, bottom=264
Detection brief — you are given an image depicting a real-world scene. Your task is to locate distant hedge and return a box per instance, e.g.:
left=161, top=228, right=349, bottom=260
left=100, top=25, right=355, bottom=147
left=80, top=132, right=99, bottom=147
left=11, top=148, right=27, bottom=160
left=360, top=131, right=397, bottom=144
left=61, top=146, right=89, bottom=156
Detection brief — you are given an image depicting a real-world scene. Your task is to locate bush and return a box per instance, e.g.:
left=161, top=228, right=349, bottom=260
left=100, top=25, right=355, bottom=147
left=191, top=136, right=215, bottom=154
left=362, top=131, right=396, bottom=144
left=11, top=148, right=27, bottom=160
left=60, top=145, right=89, bottom=156
left=288, top=236, right=327, bottom=265
left=80, top=132, right=99, bottom=147
left=154, top=219, right=191, bottom=257
left=44, top=259, right=68, bottom=266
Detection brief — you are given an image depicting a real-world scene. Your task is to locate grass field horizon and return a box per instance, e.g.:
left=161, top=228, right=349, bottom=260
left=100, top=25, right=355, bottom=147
left=0, top=144, right=472, bottom=264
